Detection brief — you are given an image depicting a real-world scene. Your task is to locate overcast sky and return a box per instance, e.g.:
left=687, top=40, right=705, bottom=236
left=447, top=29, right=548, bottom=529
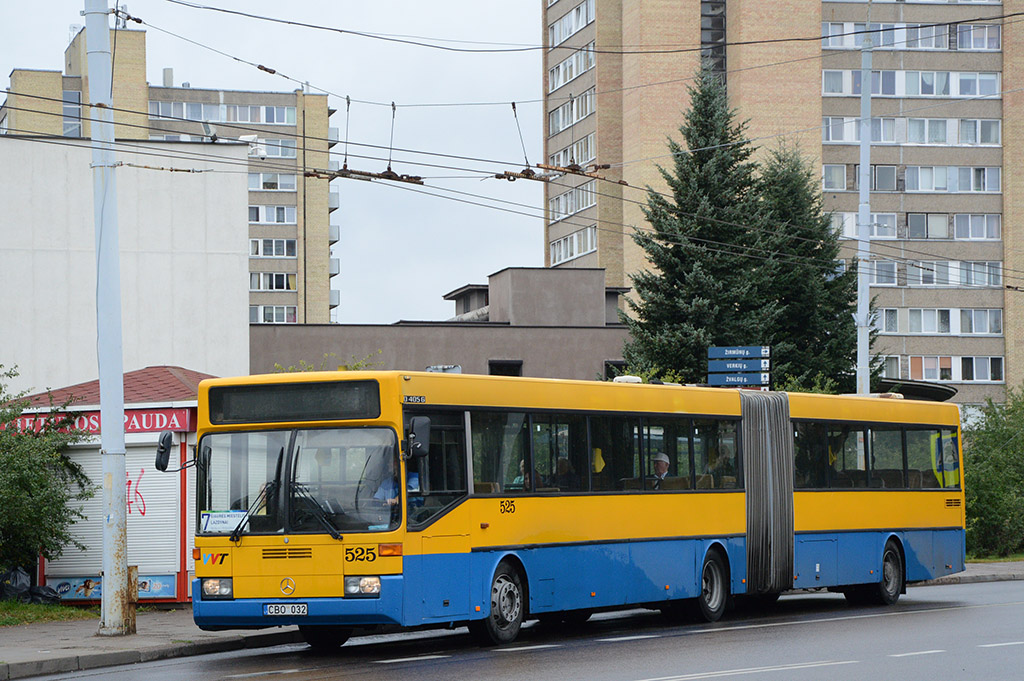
left=1, top=0, right=544, bottom=324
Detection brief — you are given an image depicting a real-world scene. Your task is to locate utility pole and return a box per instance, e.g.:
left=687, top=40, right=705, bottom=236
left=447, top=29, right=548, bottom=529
left=84, top=0, right=133, bottom=635
left=855, top=37, right=874, bottom=395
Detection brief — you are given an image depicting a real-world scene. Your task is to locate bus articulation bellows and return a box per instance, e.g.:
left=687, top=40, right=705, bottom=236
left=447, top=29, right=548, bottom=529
left=157, top=371, right=965, bottom=648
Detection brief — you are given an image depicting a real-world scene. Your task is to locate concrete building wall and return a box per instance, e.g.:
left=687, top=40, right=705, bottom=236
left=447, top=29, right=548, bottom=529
left=3, top=70, right=63, bottom=136
left=489, top=267, right=608, bottom=326
left=250, top=323, right=628, bottom=380
left=1004, top=18, right=1024, bottom=390
left=0, top=137, right=250, bottom=394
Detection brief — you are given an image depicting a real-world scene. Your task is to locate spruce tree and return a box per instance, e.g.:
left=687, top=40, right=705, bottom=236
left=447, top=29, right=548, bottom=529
left=623, top=66, right=777, bottom=383
left=757, top=145, right=858, bottom=392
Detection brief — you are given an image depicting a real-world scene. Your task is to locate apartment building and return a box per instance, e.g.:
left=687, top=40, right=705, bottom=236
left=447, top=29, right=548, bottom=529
left=542, top=0, right=1017, bottom=405
left=0, top=26, right=340, bottom=324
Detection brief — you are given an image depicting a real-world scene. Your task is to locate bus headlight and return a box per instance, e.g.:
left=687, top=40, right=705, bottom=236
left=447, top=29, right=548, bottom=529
left=202, top=578, right=233, bottom=599
left=345, top=576, right=381, bottom=596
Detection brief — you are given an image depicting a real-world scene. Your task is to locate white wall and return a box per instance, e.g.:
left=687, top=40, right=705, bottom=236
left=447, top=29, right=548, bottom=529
left=0, top=137, right=249, bottom=394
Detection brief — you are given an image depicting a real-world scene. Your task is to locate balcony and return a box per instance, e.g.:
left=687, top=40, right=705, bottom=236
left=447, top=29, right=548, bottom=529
left=329, top=289, right=340, bottom=308
left=329, top=224, right=340, bottom=245
left=329, top=257, right=341, bottom=277
left=328, top=127, right=340, bottom=148
left=328, top=191, right=340, bottom=212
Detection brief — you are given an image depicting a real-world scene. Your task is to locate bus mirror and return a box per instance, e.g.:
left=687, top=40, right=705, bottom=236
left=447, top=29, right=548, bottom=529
left=155, top=430, right=174, bottom=472
left=408, top=417, right=431, bottom=458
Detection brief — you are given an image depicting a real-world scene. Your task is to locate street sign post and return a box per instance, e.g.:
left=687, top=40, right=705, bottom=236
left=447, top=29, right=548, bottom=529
left=707, top=346, right=771, bottom=359
left=707, top=373, right=771, bottom=386
left=707, top=358, right=771, bottom=373
left=707, top=346, right=771, bottom=389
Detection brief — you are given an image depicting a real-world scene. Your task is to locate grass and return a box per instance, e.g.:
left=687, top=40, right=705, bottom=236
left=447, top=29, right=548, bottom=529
left=0, top=601, right=99, bottom=627
left=968, top=552, right=1024, bottom=563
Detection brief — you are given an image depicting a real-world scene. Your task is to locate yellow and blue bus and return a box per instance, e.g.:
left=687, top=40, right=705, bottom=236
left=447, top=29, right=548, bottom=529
left=162, top=371, right=964, bottom=648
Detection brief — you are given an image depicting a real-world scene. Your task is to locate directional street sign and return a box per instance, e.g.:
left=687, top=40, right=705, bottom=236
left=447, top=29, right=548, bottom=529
left=707, top=373, right=771, bottom=386
left=708, top=358, right=771, bottom=373
left=708, top=346, right=771, bottom=359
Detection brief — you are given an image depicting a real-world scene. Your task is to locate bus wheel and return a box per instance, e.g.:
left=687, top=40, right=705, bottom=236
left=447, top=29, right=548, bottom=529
left=872, top=541, right=904, bottom=605
left=299, top=625, right=352, bottom=651
left=471, top=561, right=524, bottom=645
left=696, top=550, right=728, bottom=622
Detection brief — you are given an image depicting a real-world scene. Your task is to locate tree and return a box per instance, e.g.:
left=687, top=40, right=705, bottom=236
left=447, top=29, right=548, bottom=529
left=757, top=145, right=858, bottom=392
left=273, top=351, right=382, bottom=373
left=623, top=66, right=778, bottom=383
left=0, top=366, right=93, bottom=571
left=963, top=385, right=1024, bottom=557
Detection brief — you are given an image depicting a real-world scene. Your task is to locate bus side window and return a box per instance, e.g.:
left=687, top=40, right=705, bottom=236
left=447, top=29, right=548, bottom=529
left=906, top=428, right=942, bottom=489
left=531, top=413, right=587, bottom=492
left=940, top=428, right=960, bottom=489
left=590, top=416, right=640, bottom=492
left=793, top=421, right=828, bottom=489
left=870, top=427, right=905, bottom=488
left=827, top=426, right=868, bottom=488
left=694, top=419, right=740, bottom=489
left=471, top=411, right=529, bottom=494
left=406, top=410, right=468, bottom=526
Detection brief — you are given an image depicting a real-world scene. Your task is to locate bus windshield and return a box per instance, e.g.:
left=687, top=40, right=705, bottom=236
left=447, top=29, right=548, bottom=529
left=197, top=427, right=401, bottom=536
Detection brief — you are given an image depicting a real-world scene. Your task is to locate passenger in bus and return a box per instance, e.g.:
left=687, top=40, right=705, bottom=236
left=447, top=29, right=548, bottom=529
left=650, top=452, right=671, bottom=490
left=373, top=455, right=400, bottom=506
left=554, top=456, right=581, bottom=491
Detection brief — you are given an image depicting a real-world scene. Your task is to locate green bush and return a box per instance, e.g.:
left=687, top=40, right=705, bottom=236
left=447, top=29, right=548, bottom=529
left=963, top=385, right=1024, bottom=557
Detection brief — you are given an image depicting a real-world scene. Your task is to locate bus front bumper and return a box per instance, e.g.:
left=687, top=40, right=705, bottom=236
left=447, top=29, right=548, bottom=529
left=192, top=576, right=404, bottom=630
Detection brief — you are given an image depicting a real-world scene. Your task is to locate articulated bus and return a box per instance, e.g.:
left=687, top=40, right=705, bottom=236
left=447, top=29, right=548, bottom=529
left=160, top=371, right=965, bottom=648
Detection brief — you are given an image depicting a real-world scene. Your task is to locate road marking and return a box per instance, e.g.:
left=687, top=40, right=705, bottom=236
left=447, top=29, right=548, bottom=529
left=889, top=650, right=945, bottom=658
left=637, top=660, right=858, bottom=680
left=224, top=671, right=302, bottom=679
left=599, top=635, right=662, bottom=642
left=979, top=641, right=1024, bottom=648
left=375, top=654, right=450, bottom=664
left=494, top=644, right=562, bottom=652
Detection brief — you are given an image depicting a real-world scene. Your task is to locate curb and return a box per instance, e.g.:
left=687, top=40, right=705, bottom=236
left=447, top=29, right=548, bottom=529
left=919, top=572, right=1024, bottom=587
left=0, top=629, right=304, bottom=681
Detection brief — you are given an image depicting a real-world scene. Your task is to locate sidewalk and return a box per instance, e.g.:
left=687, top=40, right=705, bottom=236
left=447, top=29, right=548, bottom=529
left=1, top=562, right=1021, bottom=680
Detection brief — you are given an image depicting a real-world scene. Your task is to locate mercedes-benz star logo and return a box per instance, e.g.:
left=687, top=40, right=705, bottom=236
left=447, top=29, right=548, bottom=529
left=280, top=577, right=296, bottom=596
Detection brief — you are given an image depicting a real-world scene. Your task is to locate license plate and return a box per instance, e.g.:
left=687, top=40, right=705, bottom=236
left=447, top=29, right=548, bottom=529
left=264, top=603, right=307, bottom=616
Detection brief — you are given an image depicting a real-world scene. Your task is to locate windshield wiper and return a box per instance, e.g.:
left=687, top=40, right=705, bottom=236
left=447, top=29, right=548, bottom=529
left=291, top=482, right=343, bottom=540
left=229, top=480, right=276, bottom=543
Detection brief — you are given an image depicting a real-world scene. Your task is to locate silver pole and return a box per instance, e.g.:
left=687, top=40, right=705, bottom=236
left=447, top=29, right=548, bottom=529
left=855, top=38, right=873, bottom=395
left=84, top=0, right=133, bottom=636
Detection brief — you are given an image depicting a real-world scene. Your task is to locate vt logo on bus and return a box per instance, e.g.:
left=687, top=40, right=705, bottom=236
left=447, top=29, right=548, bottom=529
left=202, top=553, right=228, bottom=565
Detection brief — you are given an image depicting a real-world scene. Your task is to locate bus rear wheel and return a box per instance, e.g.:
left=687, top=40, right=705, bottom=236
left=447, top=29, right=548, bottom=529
left=696, top=550, right=728, bottom=622
left=844, top=540, right=904, bottom=606
left=470, top=561, right=525, bottom=645
left=299, top=625, right=352, bottom=651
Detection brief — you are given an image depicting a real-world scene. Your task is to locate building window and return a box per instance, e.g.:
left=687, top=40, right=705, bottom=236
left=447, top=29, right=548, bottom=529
left=874, top=308, right=898, bottom=333
left=548, top=42, right=595, bottom=92
left=548, top=181, right=596, bottom=222
left=907, top=261, right=951, bottom=286
left=869, top=260, right=897, bottom=285
left=853, top=70, right=897, bottom=95
left=905, top=167, right=1000, bottom=192
left=701, top=0, right=727, bottom=78
left=823, top=71, right=845, bottom=94
left=63, top=90, right=82, bottom=137
left=250, top=238, right=297, bottom=258
left=823, top=165, right=846, bottom=190
left=907, top=118, right=947, bottom=144
left=957, top=24, right=1000, bottom=50
left=909, top=309, right=951, bottom=333
left=854, top=165, right=897, bottom=191
left=907, top=23, right=950, bottom=49
left=881, top=356, right=901, bottom=379
left=263, top=106, right=297, bottom=125
left=910, top=356, right=953, bottom=381
left=954, top=214, right=1000, bottom=240
left=960, top=357, right=1003, bottom=382
left=250, top=272, right=297, bottom=291
left=248, top=173, right=297, bottom=191
left=551, top=225, right=598, bottom=265
left=250, top=305, right=297, bottom=324
left=549, top=133, right=596, bottom=168
left=548, top=0, right=595, bottom=46
left=960, top=261, right=1001, bottom=287
left=548, top=88, right=595, bottom=135
left=604, top=361, right=627, bottom=380
left=961, top=309, right=1002, bottom=335
left=959, top=119, right=1000, bottom=145
left=248, top=205, right=297, bottom=224
left=907, top=213, right=950, bottom=239
left=489, top=360, right=523, bottom=377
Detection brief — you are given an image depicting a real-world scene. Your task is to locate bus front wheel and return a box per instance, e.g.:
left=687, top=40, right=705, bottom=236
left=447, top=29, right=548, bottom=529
left=470, top=561, right=525, bottom=645
left=299, top=625, right=352, bottom=651
left=696, top=550, right=728, bottom=622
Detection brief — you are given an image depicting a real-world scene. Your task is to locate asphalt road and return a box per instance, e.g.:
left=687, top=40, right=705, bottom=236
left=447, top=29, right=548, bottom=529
left=37, top=581, right=1024, bottom=681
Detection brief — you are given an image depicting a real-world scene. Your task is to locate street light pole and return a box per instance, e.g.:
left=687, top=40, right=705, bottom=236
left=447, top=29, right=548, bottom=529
left=855, top=37, right=874, bottom=395
left=83, top=0, right=133, bottom=636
